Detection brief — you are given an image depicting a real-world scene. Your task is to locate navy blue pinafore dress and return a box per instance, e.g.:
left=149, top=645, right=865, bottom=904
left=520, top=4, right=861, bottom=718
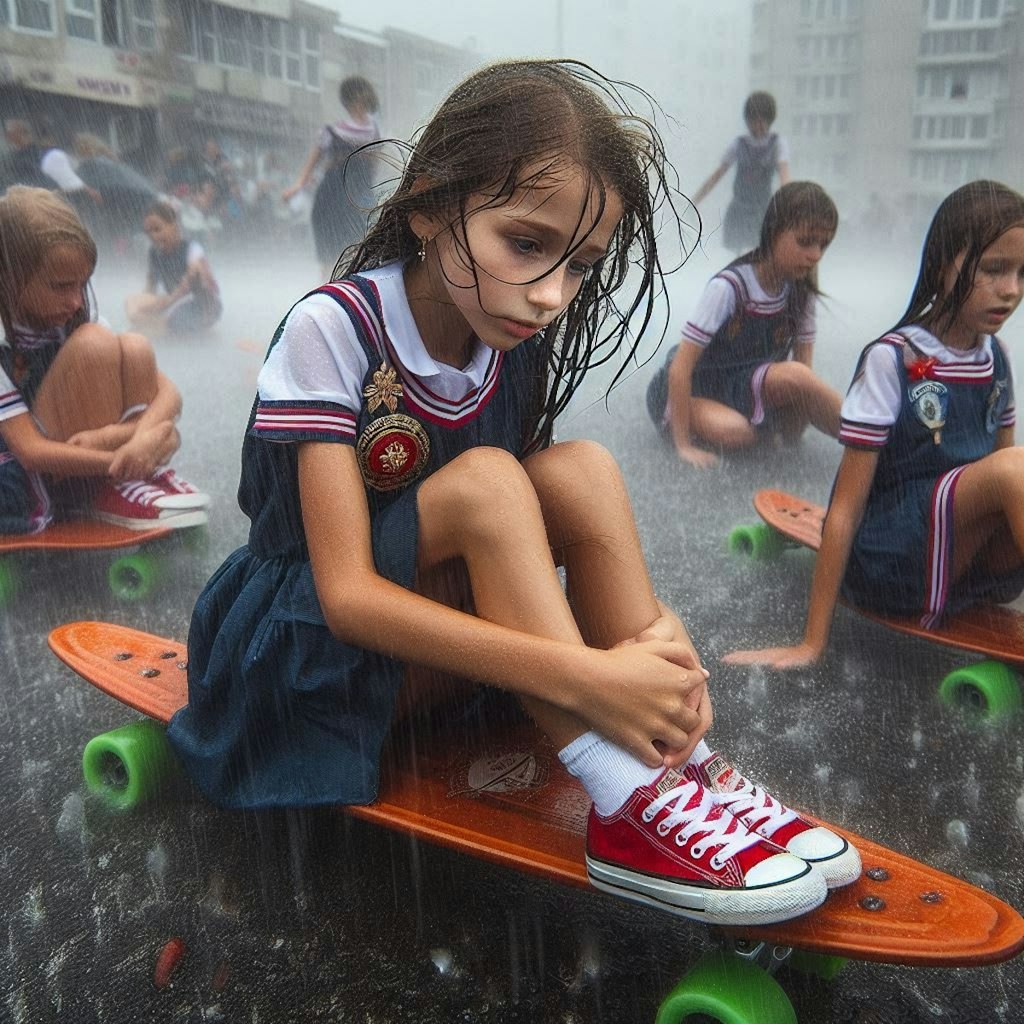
left=167, top=275, right=546, bottom=809
left=646, top=268, right=795, bottom=432
left=840, top=333, right=1022, bottom=626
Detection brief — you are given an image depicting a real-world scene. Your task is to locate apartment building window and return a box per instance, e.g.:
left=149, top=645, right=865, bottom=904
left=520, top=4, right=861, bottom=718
left=980, top=0, right=1000, bottom=15
left=836, top=113, right=851, bottom=134
left=284, top=23, right=302, bottom=84
left=65, top=0, right=96, bottom=38
left=2, top=0, right=55, bottom=32
left=933, top=0, right=951, bottom=17
left=303, top=25, right=319, bottom=90
left=265, top=19, right=284, bottom=78
left=245, top=13, right=265, bottom=74
left=955, top=0, right=975, bottom=17
left=970, top=114, right=989, bottom=138
left=216, top=4, right=247, bottom=67
left=129, top=0, right=154, bottom=49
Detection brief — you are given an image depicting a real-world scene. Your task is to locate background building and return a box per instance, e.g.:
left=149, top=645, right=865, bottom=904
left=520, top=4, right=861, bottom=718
left=0, top=0, right=474, bottom=181
left=751, top=0, right=1024, bottom=238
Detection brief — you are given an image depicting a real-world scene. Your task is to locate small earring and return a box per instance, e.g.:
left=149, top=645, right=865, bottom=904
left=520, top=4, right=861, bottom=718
left=418, top=237, right=427, bottom=262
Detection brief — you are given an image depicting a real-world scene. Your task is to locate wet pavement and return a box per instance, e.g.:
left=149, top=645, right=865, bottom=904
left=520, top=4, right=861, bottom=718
left=1, top=234, right=1022, bottom=1022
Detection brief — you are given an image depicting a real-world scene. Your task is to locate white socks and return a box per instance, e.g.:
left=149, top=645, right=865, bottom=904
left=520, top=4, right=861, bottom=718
left=558, top=732, right=715, bottom=816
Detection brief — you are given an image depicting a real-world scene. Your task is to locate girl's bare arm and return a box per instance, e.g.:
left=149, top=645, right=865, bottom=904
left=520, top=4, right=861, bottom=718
left=723, top=446, right=879, bottom=668
left=667, top=341, right=716, bottom=468
left=792, top=340, right=814, bottom=368
left=692, top=163, right=729, bottom=205
left=1, top=412, right=115, bottom=477
left=281, top=143, right=320, bottom=200
left=300, top=442, right=708, bottom=766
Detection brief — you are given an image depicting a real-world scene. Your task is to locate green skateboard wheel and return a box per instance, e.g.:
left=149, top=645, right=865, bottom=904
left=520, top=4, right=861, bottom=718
left=82, top=720, right=179, bottom=810
left=728, top=523, right=785, bottom=561
left=785, top=950, right=847, bottom=981
left=108, top=552, right=164, bottom=601
left=938, top=660, right=1022, bottom=720
left=655, top=950, right=796, bottom=1024
left=0, top=560, right=18, bottom=606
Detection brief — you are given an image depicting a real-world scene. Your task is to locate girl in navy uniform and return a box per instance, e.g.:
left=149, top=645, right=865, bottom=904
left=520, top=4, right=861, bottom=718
left=124, top=202, right=222, bottom=337
left=169, top=61, right=860, bottom=924
left=727, top=181, right=1024, bottom=669
left=648, top=182, right=843, bottom=469
left=281, top=75, right=381, bottom=280
left=0, top=186, right=208, bottom=534
left=691, top=92, right=791, bottom=254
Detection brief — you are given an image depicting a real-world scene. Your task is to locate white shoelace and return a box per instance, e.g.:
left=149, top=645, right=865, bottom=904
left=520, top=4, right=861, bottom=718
left=112, top=480, right=167, bottom=507
left=641, top=780, right=764, bottom=870
left=710, top=777, right=798, bottom=837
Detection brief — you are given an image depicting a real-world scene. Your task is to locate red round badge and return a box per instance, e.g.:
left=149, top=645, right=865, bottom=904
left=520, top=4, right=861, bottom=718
left=356, top=414, right=430, bottom=492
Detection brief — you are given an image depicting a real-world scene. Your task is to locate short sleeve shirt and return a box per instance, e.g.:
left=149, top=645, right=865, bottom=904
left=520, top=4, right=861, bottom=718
left=721, top=133, right=791, bottom=168
left=680, top=263, right=815, bottom=348
left=254, top=262, right=499, bottom=447
left=839, top=324, right=1016, bottom=449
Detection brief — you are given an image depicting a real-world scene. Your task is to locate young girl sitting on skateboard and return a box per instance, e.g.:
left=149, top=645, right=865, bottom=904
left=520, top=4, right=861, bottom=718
left=726, top=180, right=1024, bottom=669
left=167, top=60, right=860, bottom=926
left=647, top=181, right=844, bottom=469
left=0, top=186, right=208, bottom=533
left=124, top=201, right=222, bottom=337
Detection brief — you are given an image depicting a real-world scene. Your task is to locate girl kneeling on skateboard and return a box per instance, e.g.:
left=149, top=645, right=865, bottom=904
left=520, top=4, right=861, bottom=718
left=0, top=187, right=208, bottom=533
left=647, top=181, right=844, bottom=469
left=169, top=60, right=860, bottom=926
left=727, top=180, right=1024, bottom=669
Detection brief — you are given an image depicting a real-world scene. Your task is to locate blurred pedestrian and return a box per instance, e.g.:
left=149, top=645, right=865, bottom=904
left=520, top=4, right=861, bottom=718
left=692, top=91, right=791, bottom=254
left=124, top=201, right=222, bottom=337
left=282, top=75, right=381, bottom=279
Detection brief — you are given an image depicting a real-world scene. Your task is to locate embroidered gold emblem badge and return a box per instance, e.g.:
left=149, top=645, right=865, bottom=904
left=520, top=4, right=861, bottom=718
left=363, top=362, right=403, bottom=414
left=356, top=414, right=430, bottom=491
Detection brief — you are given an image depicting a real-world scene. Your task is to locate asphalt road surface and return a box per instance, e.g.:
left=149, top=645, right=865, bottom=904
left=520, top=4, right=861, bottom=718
left=2, top=232, right=1021, bottom=1023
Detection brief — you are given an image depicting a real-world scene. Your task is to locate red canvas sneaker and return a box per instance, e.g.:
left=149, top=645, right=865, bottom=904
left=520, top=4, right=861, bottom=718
left=685, top=752, right=862, bottom=888
left=91, top=480, right=208, bottom=531
left=586, top=769, right=827, bottom=925
left=149, top=468, right=211, bottom=510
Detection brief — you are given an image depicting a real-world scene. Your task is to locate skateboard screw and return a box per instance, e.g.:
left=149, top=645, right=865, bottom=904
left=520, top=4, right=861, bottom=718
left=176, top=661, right=188, bottom=671
left=865, top=867, right=890, bottom=881
left=859, top=896, right=886, bottom=912
left=158, top=651, right=178, bottom=660
left=114, top=652, right=133, bottom=661
left=140, top=668, right=160, bottom=678
left=919, top=891, right=944, bottom=904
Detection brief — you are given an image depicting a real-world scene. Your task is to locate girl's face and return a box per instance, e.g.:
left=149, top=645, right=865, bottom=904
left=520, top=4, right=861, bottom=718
left=16, top=244, right=93, bottom=329
left=410, top=160, right=623, bottom=362
left=143, top=213, right=180, bottom=251
left=942, top=225, right=1024, bottom=340
left=770, top=223, right=832, bottom=280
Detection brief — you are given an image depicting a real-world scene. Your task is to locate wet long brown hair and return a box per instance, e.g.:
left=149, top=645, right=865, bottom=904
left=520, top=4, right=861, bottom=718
left=731, top=181, right=838, bottom=348
left=0, top=185, right=96, bottom=346
left=338, top=59, right=689, bottom=451
left=892, top=180, right=1024, bottom=336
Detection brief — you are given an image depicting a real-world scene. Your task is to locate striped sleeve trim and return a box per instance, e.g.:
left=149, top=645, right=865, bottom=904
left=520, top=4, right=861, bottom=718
left=0, top=389, right=28, bottom=421
left=251, top=401, right=357, bottom=443
left=839, top=419, right=889, bottom=448
left=680, top=321, right=713, bottom=346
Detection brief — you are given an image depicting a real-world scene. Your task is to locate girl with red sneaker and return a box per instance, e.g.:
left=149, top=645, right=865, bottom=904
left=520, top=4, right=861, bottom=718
left=169, top=61, right=859, bottom=925
left=0, top=186, right=209, bottom=533
left=727, top=181, right=1024, bottom=669
left=647, top=181, right=844, bottom=469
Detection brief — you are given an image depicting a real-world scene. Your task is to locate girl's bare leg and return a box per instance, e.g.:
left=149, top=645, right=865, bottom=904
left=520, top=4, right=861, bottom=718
left=413, top=442, right=663, bottom=750
left=33, top=325, right=162, bottom=441
left=762, top=362, right=842, bottom=438
left=949, top=447, right=1024, bottom=579
left=689, top=397, right=758, bottom=450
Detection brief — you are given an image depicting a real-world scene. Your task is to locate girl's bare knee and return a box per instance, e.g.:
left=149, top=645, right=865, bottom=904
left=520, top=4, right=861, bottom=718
left=432, top=446, right=536, bottom=521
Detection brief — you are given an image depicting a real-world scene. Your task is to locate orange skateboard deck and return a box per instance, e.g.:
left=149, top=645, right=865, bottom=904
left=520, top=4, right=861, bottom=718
left=0, top=521, right=177, bottom=604
left=749, top=489, right=1024, bottom=675
left=49, top=619, right=1024, bottom=989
